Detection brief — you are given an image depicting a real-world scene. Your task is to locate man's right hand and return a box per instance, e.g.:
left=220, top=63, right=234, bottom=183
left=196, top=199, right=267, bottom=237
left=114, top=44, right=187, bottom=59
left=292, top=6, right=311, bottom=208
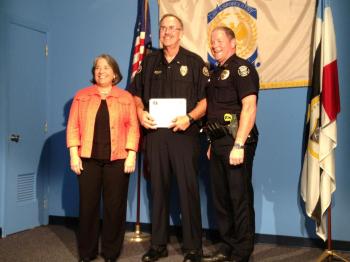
left=139, top=110, right=157, bottom=129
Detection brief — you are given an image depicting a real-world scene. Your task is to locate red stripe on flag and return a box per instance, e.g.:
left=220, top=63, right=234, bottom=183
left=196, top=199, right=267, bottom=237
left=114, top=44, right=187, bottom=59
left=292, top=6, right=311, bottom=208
left=322, top=60, right=340, bottom=121
left=131, top=34, right=147, bottom=78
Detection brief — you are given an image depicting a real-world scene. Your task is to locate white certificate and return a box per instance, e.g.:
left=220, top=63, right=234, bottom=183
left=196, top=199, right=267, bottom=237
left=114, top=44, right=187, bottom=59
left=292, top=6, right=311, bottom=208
left=149, top=98, right=187, bottom=128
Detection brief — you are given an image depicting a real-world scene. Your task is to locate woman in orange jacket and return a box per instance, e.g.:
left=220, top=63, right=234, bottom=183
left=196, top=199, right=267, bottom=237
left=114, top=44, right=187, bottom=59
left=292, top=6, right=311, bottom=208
left=66, top=54, right=139, bottom=262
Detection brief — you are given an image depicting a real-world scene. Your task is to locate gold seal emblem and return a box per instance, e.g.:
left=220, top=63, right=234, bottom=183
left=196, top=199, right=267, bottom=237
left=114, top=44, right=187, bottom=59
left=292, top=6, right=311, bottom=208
left=180, top=65, right=188, bottom=76
left=220, top=69, right=230, bottom=80
left=154, top=70, right=162, bottom=75
left=237, top=65, right=250, bottom=77
left=207, top=5, right=258, bottom=61
left=202, top=66, right=209, bottom=77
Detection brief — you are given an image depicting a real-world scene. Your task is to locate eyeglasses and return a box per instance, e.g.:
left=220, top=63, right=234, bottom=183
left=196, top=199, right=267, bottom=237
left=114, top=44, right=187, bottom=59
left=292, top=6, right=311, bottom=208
left=159, top=26, right=182, bottom=33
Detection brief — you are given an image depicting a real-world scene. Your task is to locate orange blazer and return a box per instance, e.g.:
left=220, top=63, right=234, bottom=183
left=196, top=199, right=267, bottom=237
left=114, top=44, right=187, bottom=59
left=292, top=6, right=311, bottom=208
left=66, top=85, right=139, bottom=160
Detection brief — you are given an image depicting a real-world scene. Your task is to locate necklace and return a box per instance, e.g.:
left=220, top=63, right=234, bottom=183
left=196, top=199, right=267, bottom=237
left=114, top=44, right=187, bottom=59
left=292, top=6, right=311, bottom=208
left=98, top=87, right=111, bottom=95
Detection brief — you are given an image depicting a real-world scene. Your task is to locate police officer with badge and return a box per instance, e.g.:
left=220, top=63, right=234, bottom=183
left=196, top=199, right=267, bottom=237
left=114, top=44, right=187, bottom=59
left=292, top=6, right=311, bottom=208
left=202, top=26, right=259, bottom=262
left=128, top=14, right=208, bottom=262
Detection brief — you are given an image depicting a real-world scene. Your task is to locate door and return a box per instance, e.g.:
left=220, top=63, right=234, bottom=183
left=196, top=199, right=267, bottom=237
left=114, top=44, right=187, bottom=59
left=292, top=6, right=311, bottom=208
left=4, top=20, right=48, bottom=236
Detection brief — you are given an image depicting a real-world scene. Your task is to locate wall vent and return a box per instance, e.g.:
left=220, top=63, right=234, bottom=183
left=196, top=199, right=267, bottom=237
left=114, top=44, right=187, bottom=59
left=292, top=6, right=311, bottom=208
left=17, top=173, right=35, bottom=202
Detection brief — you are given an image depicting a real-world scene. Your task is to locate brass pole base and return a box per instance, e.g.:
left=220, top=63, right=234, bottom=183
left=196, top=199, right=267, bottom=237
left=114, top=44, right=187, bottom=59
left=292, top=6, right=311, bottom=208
left=125, top=224, right=150, bottom=243
left=317, top=249, right=350, bottom=262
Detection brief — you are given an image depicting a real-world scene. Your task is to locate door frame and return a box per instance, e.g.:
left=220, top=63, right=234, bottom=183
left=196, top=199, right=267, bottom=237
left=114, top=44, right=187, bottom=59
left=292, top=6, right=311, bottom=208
left=0, top=10, right=7, bottom=238
left=1, top=15, right=49, bottom=237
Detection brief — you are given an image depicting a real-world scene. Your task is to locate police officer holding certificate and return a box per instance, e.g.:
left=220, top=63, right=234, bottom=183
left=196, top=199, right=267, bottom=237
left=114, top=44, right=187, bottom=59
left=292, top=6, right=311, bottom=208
left=128, top=14, right=208, bottom=262
left=202, top=26, right=259, bottom=262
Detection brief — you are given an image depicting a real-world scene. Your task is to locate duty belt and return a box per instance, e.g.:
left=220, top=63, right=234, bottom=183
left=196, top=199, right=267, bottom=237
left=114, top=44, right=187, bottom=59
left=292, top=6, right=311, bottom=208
left=200, top=114, right=258, bottom=143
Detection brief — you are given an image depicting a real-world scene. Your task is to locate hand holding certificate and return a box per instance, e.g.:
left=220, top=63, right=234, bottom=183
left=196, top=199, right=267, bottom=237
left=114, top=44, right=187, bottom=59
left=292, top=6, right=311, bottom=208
left=149, top=98, right=187, bottom=128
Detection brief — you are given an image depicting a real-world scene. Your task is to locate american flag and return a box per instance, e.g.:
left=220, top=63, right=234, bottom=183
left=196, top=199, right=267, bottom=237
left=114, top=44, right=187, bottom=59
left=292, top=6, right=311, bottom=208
left=301, top=0, right=340, bottom=241
left=131, top=0, right=152, bottom=79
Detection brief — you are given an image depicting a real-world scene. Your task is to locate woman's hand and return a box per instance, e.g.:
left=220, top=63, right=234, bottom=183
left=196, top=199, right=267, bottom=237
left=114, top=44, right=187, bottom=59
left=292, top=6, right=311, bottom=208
left=69, top=147, right=83, bottom=175
left=70, top=155, right=83, bottom=175
left=124, top=150, right=136, bottom=173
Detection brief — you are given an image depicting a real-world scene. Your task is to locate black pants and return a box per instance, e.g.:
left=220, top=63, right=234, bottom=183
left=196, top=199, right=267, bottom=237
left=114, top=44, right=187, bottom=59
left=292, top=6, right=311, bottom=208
left=145, top=128, right=202, bottom=251
left=78, top=158, right=129, bottom=259
left=210, top=136, right=257, bottom=261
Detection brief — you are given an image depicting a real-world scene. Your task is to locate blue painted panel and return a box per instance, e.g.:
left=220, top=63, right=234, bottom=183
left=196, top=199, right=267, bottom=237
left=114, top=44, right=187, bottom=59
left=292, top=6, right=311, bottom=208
left=0, top=0, right=49, bottom=24
left=329, top=0, right=350, bottom=242
left=4, top=21, right=48, bottom=235
left=0, top=0, right=50, bottom=237
left=253, top=88, right=314, bottom=237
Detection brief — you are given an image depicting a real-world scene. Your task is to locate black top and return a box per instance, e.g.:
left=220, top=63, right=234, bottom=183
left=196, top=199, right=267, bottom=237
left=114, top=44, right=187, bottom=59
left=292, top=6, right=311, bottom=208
left=91, top=99, right=111, bottom=160
left=128, top=47, right=209, bottom=113
left=206, top=54, right=259, bottom=124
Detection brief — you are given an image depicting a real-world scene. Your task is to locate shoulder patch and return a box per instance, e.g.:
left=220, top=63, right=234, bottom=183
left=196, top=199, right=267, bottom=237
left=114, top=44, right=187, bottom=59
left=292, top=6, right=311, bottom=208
left=136, top=65, right=142, bottom=74
left=237, top=65, right=250, bottom=77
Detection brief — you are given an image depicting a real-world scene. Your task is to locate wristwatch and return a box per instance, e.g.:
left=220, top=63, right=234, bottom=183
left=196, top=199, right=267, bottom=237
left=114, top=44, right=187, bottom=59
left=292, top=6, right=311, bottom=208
left=187, top=113, right=194, bottom=125
left=233, top=143, right=245, bottom=149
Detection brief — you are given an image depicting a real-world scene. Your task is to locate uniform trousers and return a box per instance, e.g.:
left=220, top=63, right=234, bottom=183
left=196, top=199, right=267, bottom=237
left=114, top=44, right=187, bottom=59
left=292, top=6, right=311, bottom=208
left=145, top=128, right=202, bottom=252
left=210, top=135, right=257, bottom=261
left=78, top=158, right=129, bottom=259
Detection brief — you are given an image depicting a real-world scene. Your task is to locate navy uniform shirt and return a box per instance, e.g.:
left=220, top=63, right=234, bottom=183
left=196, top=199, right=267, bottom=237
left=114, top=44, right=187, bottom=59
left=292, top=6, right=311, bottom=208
left=129, top=47, right=209, bottom=113
left=207, top=54, right=259, bottom=124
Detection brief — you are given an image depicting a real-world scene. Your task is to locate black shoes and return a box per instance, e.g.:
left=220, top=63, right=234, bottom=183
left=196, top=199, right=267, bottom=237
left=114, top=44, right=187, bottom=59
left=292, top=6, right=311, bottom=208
left=104, top=258, right=117, bottom=262
left=142, top=247, right=168, bottom=261
left=78, top=258, right=91, bottom=262
left=201, top=251, right=232, bottom=262
left=79, top=255, right=116, bottom=262
left=183, top=250, right=202, bottom=262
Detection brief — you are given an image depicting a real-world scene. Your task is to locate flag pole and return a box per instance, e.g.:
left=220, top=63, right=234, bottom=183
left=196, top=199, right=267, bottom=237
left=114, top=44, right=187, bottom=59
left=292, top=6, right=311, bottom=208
left=125, top=151, right=150, bottom=242
left=125, top=0, right=150, bottom=243
left=316, top=204, right=349, bottom=262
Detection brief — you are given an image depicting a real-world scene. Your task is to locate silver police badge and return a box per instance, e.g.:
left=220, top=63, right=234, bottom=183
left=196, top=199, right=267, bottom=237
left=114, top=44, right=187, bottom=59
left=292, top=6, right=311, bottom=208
left=202, top=66, right=209, bottom=77
left=180, top=65, right=188, bottom=76
left=220, top=69, right=230, bottom=80
left=237, top=65, right=250, bottom=77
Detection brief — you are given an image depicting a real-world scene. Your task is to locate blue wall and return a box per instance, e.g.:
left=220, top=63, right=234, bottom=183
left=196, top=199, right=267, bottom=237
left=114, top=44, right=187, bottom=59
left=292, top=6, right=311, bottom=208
left=328, top=0, right=350, bottom=241
left=0, top=0, right=349, bottom=242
